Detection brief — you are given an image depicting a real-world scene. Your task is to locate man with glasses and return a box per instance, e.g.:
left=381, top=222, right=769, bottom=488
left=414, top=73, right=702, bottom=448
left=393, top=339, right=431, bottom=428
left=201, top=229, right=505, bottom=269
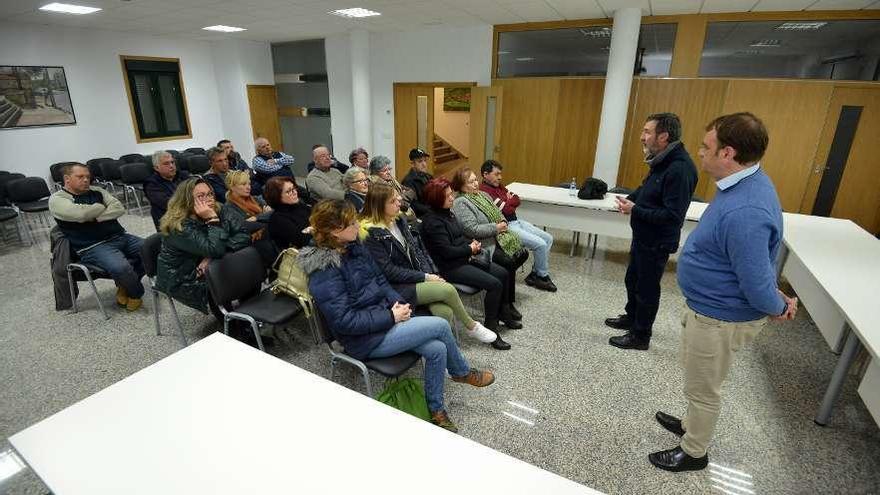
left=144, top=150, right=190, bottom=229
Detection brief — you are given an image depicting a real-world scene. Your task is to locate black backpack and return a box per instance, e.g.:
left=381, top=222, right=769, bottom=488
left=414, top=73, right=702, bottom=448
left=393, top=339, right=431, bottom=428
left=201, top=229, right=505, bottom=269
left=577, top=177, right=608, bottom=200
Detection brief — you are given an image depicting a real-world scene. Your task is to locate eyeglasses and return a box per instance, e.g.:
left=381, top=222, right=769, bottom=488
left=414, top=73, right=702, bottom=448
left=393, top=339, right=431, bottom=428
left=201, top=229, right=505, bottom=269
left=353, top=179, right=370, bottom=184
left=282, top=188, right=297, bottom=195
left=195, top=192, right=215, bottom=200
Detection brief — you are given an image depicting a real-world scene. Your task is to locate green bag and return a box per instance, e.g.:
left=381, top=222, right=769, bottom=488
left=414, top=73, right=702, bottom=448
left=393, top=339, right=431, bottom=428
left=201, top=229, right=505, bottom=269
left=377, top=378, right=431, bottom=421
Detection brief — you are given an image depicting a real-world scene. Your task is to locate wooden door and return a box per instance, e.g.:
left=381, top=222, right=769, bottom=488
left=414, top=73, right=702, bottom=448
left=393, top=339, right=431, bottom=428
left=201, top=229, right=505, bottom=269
left=469, top=86, right=503, bottom=169
left=247, top=85, right=282, bottom=150
left=393, top=84, right=435, bottom=179
left=802, top=87, right=880, bottom=234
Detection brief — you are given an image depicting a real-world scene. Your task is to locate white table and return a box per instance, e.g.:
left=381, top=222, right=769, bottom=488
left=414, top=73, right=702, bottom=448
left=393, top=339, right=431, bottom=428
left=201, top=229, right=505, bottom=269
left=9, top=333, right=602, bottom=495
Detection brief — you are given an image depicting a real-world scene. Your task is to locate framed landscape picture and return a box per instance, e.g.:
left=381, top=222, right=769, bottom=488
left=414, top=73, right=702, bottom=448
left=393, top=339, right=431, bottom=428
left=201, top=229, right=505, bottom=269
left=443, top=87, right=471, bottom=112
left=0, top=66, right=76, bottom=129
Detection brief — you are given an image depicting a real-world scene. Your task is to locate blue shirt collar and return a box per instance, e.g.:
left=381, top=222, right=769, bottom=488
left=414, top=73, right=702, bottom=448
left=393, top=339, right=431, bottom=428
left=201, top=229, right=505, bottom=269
left=716, top=163, right=760, bottom=191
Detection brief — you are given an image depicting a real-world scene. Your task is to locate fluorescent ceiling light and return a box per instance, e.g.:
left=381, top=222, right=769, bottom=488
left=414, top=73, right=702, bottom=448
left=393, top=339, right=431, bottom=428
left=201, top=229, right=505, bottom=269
left=329, top=8, right=381, bottom=18
left=580, top=27, right=611, bottom=38
left=776, top=21, right=827, bottom=31
left=202, top=25, right=246, bottom=32
left=515, top=57, right=535, bottom=62
left=497, top=50, right=511, bottom=55
left=750, top=39, right=780, bottom=47
left=39, top=3, right=101, bottom=14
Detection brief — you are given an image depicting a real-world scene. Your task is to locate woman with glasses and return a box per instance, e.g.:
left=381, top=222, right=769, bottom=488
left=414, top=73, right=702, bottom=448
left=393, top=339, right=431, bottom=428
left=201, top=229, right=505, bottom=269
left=368, top=155, right=416, bottom=220
left=155, top=178, right=250, bottom=315
left=343, top=166, right=370, bottom=212
left=298, top=200, right=495, bottom=433
left=265, top=176, right=312, bottom=249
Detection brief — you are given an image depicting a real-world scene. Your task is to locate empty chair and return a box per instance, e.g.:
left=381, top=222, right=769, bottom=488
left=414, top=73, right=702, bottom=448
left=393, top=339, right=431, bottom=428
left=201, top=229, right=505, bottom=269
left=0, top=172, right=25, bottom=206
left=166, top=150, right=181, bottom=160
left=176, top=153, right=194, bottom=172
left=8, top=177, right=52, bottom=243
left=119, top=162, right=153, bottom=212
left=99, top=160, right=127, bottom=200
left=86, top=158, right=114, bottom=189
left=183, top=147, right=205, bottom=155
left=49, top=162, right=78, bottom=191
left=204, top=246, right=302, bottom=352
left=0, top=206, right=22, bottom=243
left=67, top=256, right=113, bottom=320
left=119, top=153, right=147, bottom=164
left=187, top=155, right=210, bottom=176
left=141, top=233, right=188, bottom=347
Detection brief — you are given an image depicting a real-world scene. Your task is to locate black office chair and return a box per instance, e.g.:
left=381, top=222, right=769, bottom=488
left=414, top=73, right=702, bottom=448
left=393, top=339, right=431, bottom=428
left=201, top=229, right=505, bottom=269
left=59, top=226, right=114, bottom=321
left=119, top=153, right=147, bottom=164
left=8, top=177, right=51, bottom=244
left=204, top=247, right=302, bottom=352
left=187, top=155, right=211, bottom=176
left=0, top=206, right=22, bottom=244
left=119, top=162, right=153, bottom=212
left=166, top=150, right=182, bottom=161
left=0, top=173, right=25, bottom=206
left=49, top=162, right=78, bottom=191
left=85, top=158, right=114, bottom=189
left=140, top=233, right=188, bottom=347
left=183, top=147, right=205, bottom=155
left=99, top=160, right=128, bottom=202
left=176, top=153, right=193, bottom=172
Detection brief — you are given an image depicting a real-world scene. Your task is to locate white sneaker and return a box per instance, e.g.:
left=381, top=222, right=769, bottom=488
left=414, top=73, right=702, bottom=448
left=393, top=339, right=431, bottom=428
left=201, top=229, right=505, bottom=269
left=466, top=322, right=497, bottom=344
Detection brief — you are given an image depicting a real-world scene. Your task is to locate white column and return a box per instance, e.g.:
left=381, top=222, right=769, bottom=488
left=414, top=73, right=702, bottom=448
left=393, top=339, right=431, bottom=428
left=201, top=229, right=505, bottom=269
left=350, top=30, right=373, bottom=152
left=592, top=7, right=641, bottom=186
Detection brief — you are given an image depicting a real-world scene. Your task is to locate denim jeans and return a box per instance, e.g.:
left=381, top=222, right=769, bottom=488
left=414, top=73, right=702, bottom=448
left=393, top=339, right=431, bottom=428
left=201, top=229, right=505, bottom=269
left=508, top=219, right=553, bottom=277
left=79, top=234, right=146, bottom=299
left=367, top=316, right=470, bottom=412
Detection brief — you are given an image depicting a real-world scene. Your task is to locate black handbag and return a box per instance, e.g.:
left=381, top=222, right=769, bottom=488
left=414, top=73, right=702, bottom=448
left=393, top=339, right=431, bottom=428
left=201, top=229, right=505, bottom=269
left=469, top=248, right=492, bottom=270
left=578, top=177, right=608, bottom=200
left=494, top=247, right=528, bottom=270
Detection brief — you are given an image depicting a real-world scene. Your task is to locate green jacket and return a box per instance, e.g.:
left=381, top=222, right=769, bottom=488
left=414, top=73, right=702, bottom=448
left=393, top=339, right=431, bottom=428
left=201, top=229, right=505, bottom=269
left=155, top=215, right=250, bottom=313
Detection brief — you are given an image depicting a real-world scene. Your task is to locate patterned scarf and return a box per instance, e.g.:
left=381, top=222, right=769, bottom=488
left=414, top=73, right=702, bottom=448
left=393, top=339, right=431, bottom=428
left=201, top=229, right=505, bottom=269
left=461, top=192, right=523, bottom=256
left=230, top=194, right=264, bottom=241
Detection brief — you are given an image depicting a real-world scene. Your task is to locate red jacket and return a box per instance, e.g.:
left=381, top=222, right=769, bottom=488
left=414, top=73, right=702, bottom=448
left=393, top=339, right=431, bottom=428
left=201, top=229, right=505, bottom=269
left=479, top=181, right=521, bottom=221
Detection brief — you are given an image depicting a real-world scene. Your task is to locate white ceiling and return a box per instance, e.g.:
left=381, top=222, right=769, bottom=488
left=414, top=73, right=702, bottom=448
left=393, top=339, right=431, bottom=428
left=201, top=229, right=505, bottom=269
left=0, top=0, right=877, bottom=43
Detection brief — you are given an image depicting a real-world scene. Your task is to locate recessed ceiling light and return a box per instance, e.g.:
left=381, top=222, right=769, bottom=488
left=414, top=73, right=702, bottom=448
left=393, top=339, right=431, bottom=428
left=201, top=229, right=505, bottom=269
left=329, top=8, right=381, bottom=18
left=515, top=57, right=535, bottom=62
left=202, top=25, right=246, bottom=32
left=750, top=39, right=781, bottom=47
left=776, top=21, right=827, bottom=31
left=39, top=3, right=101, bottom=15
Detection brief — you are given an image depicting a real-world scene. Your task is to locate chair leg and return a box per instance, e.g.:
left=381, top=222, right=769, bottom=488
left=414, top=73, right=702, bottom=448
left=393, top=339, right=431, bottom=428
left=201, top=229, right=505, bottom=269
left=329, top=356, right=337, bottom=382
left=362, top=367, right=373, bottom=398
left=67, top=267, right=78, bottom=314
left=151, top=288, right=161, bottom=336
left=167, top=297, right=188, bottom=347
left=81, top=268, right=109, bottom=320
left=569, top=231, right=579, bottom=257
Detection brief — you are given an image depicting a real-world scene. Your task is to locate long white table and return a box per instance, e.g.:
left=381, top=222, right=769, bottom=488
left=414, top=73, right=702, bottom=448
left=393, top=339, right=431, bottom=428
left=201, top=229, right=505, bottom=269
left=9, top=333, right=602, bottom=495
left=508, top=181, right=880, bottom=426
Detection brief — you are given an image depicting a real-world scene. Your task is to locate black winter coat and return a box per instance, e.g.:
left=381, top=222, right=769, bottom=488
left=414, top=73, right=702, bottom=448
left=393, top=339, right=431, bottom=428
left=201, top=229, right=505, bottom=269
left=420, top=207, right=476, bottom=273
left=143, top=170, right=190, bottom=228
left=268, top=202, right=312, bottom=249
left=401, top=169, right=433, bottom=217
left=361, top=216, right=437, bottom=305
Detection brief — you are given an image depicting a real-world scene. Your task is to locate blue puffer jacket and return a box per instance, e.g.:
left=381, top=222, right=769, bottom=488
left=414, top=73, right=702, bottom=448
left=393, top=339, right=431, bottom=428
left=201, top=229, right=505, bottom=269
left=298, top=242, right=403, bottom=360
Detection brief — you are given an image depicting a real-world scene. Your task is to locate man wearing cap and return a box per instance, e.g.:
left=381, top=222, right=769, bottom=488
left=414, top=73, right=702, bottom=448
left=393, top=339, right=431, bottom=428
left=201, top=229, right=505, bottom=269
left=401, top=148, right=434, bottom=217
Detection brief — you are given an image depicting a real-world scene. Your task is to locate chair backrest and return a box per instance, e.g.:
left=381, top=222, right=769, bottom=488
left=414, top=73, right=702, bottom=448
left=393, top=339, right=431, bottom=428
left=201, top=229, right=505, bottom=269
left=188, top=155, right=210, bottom=175
left=86, top=158, right=113, bottom=180
left=120, top=162, right=153, bottom=184
left=204, top=247, right=265, bottom=308
left=0, top=173, right=26, bottom=205
left=8, top=177, right=51, bottom=203
left=99, top=160, right=124, bottom=181
left=184, top=147, right=205, bottom=155
left=49, top=162, right=78, bottom=183
left=140, top=233, right=163, bottom=278
left=166, top=150, right=181, bottom=160
left=120, top=153, right=147, bottom=164
left=176, top=153, right=193, bottom=172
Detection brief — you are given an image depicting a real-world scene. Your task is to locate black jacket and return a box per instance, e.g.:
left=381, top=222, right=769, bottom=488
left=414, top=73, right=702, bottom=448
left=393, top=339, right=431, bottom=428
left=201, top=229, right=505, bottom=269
left=345, top=190, right=365, bottom=212
left=268, top=202, right=312, bottom=249
left=143, top=170, right=190, bottom=228
left=420, top=207, right=475, bottom=273
left=361, top=217, right=437, bottom=305
left=203, top=172, right=227, bottom=204
left=626, top=143, right=698, bottom=251
left=401, top=168, right=433, bottom=217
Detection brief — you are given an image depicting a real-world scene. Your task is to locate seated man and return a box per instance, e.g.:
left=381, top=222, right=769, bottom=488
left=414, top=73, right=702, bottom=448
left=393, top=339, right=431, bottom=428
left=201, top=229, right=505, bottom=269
left=306, top=143, right=348, bottom=174
left=306, top=145, right=346, bottom=201
left=252, top=137, right=295, bottom=175
left=479, top=160, right=557, bottom=292
left=217, top=139, right=250, bottom=171
left=401, top=147, right=433, bottom=217
left=143, top=150, right=190, bottom=229
left=203, top=147, right=230, bottom=203
left=49, top=163, right=146, bottom=311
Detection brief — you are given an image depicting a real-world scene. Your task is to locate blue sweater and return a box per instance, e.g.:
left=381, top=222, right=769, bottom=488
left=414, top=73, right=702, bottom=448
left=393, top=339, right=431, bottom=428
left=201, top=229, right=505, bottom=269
left=677, top=169, right=786, bottom=322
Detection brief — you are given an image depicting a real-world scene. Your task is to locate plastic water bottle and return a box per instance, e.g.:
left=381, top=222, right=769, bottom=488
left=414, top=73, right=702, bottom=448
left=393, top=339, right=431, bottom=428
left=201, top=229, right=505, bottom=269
left=568, top=177, right=577, bottom=197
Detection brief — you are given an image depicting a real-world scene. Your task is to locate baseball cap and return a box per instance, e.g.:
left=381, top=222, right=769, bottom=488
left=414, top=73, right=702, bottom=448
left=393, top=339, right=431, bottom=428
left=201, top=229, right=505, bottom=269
left=409, top=148, right=430, bottom=161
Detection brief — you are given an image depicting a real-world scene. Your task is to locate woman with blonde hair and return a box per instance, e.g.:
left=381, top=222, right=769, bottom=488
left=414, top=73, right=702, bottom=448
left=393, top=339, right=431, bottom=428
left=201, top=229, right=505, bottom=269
left=359, top=183, right=506, bottom=349
left=155, top=178, right=250, bottom=314
left=298, top=199, right=495, bottom=432
left=221, top=170, right=270, bottom=240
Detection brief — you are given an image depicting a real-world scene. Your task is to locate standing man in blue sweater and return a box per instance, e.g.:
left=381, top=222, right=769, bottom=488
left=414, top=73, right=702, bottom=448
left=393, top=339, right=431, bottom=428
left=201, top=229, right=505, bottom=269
left=607, top=113, right=698, bottom=350
left=649, top=112, right=798, bottom=472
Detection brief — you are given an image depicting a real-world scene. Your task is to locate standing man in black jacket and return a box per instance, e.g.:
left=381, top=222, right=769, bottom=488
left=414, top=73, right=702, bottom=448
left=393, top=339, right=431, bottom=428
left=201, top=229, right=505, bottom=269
left=606, top=113, right=698, bottom=351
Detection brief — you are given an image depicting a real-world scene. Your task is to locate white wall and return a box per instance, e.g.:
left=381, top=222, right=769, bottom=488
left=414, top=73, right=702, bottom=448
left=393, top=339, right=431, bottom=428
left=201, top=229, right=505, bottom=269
left=326, top=25, right=493, bottom=173
left=325, top=35, right=355, bottom=161
left=210, top=39, right=275, bottom=164
left=0, top=22, right=232, bottom=179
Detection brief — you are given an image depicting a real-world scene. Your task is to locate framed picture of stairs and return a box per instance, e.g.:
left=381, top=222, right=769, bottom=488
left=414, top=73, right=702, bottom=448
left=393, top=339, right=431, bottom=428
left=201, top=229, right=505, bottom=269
left=0, top=66, right=76, bottom=129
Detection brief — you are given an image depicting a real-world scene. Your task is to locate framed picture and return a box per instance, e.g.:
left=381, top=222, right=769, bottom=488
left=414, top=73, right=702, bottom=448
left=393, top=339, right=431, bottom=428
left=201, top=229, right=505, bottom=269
left=443, top=87, right=471, bottom=112
left=0, top=66, right=76, bottom=129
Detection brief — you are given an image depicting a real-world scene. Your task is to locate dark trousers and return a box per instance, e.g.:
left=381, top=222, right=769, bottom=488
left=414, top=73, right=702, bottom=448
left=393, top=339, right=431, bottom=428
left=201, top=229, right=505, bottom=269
left=441, top=263, right=508, bottom=323
left=492, top=248, right=526, bottom=304
left=624, top=240, right=671, bottom=342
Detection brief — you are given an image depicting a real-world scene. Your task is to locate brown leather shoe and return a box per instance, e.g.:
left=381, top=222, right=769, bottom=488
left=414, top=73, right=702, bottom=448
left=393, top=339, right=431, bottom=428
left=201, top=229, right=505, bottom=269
left=115, top=287, right=128, bottom=307
left=430, top=410, right=459, bottom=433
left=126, top=298, right=143, bottom=312
left=451, top=369, right=495, bottom=387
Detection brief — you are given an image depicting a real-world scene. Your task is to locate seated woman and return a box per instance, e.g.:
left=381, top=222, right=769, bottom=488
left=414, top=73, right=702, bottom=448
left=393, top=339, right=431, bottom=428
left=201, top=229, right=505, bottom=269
left=343, top=166, right=370, bottom=213
left=222, top=170, right=276, bottom=265
left=155, top=178, right=250, bottom=315
left=265, top=176, right=312, bottom=249
left=349, top=147, right=369, bottom=170
left=368, top=155, right=416, bottom=220
left=420, top=178, right=522, bottom=336
left=299, top=200, right=495, bottom=432
left=450, top=167, right=526, bottom=324
left=359, top=183, right=506, bottom=350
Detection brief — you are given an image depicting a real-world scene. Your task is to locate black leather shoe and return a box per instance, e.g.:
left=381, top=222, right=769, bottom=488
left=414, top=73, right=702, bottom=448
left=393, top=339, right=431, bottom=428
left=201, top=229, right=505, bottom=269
left=504, top=304, right=522, bottom=321
left=648, top=446, right=708, bottom=472
left=656, top=411, right=685, bottom=437
left=608, top=332, right=649, bottom=350
left=528, top=275, right=557, bottom=292
left=501, top=319, right=523, bottom=330
left=490, top=335, right=511, bottom=350
left=604, top=314, right=633, bottom=330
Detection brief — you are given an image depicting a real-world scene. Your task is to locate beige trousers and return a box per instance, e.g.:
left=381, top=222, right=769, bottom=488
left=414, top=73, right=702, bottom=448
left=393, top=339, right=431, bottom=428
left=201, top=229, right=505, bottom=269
left=679, top=308, right=766, bottom=458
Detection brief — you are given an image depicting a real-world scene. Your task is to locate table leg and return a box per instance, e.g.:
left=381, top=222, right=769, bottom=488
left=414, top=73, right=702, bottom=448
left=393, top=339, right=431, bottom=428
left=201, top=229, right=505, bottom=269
left=569, top=232, right=579, bottom=257
left=591, top=234, right=598, bottom=259
left=776, top=242, right=789, bottom=279
left=815, top=325, right=861, bottom=426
